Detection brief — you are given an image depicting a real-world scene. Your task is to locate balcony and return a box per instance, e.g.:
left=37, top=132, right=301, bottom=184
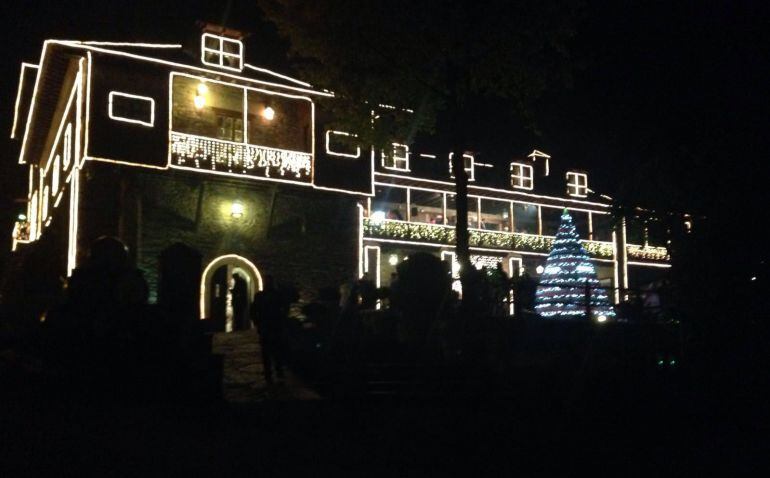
left=626, top=244, right=669, bottom=262
left=169, top=132, right=312, bottom=182
left=363, top=218, right=616, bottom=258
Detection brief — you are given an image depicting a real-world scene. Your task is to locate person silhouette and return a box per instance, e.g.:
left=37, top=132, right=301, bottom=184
left=250, top=276, right=287, bottom=383
left=231, top=272, right=248, bottom=330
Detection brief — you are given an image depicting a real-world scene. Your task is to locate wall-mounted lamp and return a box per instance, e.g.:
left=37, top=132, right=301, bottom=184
left=194, top=82, right=207, bottom=109
left=262, top=105, right=275, bottom=121
left=536, top=265, right=545, bottom=274
left=230, top=201, right=244, bottom=218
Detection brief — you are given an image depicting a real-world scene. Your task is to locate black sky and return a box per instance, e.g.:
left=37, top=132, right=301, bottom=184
left=0, top=0, right=767, bottom=272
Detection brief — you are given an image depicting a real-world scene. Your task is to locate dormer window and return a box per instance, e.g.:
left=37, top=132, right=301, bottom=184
left=510, top=163, right=533, bottom=190
left=566, top=172, right=588, bottom=197
left=382, top=143, right=410, bottom=171
left=201, top=33, right=243, bottom=72
left=449, top=153, right=475, bottom=181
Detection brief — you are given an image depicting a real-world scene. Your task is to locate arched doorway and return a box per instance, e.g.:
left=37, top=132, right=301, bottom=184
left=200, top=254, right=263, bottom=332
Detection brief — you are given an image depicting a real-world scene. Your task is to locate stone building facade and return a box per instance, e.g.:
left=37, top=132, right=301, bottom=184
left=8, top=28, right=677, bottom=325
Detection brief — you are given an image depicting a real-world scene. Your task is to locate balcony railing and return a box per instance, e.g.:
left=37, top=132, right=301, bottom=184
left=626, top=244, right=669, bottom=262
left=363, top=218, right=616, bottom=258
left=169, top=132, right=312, bottom=182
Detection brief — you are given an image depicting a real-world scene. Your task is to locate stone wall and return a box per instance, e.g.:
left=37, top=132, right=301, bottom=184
left=79, top=163, right=359, bottom=304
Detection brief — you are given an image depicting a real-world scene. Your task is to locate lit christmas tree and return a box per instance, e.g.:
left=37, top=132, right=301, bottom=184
left=534, top=210, right=616, bottom=321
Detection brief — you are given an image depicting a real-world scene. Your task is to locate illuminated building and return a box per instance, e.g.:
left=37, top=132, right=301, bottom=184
left=8, top=26, right=678, bottom=325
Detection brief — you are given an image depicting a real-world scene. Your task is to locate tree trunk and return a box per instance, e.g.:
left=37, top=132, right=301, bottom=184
left=447, top=63, right=474, bottom=308
left=451, top=150, right=471, bottom=274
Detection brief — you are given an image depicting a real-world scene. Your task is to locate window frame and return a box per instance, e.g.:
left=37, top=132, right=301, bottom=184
left=566, top=172, right=588, bottom=198
left=200, top=33, right=244, bottom=72
left=381, top=143, right=410, bottom=171
left=108, top=91, right=155, bottom=127
left=510, top=163, right=534, bottom=190
left=325, top=130, right=361, bottom=159
left=449, top=152, right=475, bottom=181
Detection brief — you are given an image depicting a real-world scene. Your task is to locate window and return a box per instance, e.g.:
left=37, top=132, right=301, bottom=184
left=63, top=124, right=72, bottom=170
left=171, top=74, right=312, bottom=152
left=108, top=92, right=154, bottom=127
left=449, top=153, right=475, bottom=181
left=566, top=172, right=588, bottom=197
left=540, top=207, right=563, bottom=236
left=325, top=130, right=360, bottom=158
left=51, top=155, right=60, bottom=195
left=409, top=189, right=444, bottom=224
left=480, top=200, right=511, bottom=231
left=172, top=76, right=243, bottom=139
left=246, top=89, right=311, bottom=152
left=41, top=185, right=50, bottom=223
left=371, top=186, right=407, bottom=221
left=572, top=211, right=590, bottom=239
left=201, top=33, right=243, bottom=71
left=510, top=163, right=533, bottom=190
left=444, top=195, right=479, bottom=227
left=216, top=115, right=243, bottom=142
left=512, top=203, right=538, bottom=234
left=592, top=213, right=614, bottom=242
left=381, top=143, right=410, bottom=171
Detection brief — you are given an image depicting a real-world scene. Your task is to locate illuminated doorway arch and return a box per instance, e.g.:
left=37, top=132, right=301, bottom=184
left=200, top=254, right=263, bottom=331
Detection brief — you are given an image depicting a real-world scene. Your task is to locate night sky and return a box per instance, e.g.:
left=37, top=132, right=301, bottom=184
left=0, top=0, right=767, bottom=276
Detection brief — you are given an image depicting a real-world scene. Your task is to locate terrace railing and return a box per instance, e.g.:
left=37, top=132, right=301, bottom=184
left=363, top=218, right=616, bottom=258
left=363, top=218, right=669, bottom=262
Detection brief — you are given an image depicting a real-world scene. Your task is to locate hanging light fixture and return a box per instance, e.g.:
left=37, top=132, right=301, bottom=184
left=262, top=105, right=275, bottom=121
left=230, top=201, right=244, bottom=218
left=194, top=82, right=207, bottom=109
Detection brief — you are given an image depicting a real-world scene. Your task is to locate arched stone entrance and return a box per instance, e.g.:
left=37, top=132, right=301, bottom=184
left=200, top=254, right=263, bottom=332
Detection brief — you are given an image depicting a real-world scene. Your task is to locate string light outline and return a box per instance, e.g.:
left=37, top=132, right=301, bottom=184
left=566, top=172, right=588, bottom=198
left=510, top=162, right=534, bottom=190
left=200, top=33, right=244, bottom=72
left=449, top=152, right=475, bottom=182
left=11, top=62, right=39, bottom=140
left=199, top=254, right=263, bottom=319
left=325, top=130, right=361, bottom=158
left=165, top=72, right=316, bottom=183
left=107, top=91, right=155, bottom=127
left=381, top=143, right=410, bottom=172
left=375, top=172, right=612, bottom=207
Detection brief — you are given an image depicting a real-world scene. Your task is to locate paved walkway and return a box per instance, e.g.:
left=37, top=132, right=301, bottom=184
left=211, top=330, right=320, bottom=402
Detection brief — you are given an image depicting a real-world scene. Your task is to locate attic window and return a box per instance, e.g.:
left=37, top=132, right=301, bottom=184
left=449, top=153, right=475, bottom=181
left=382, top=143, right=410, bottom=171
left=201, top=33, right=243, bottom=72
left=566, top=172, right=588, bottom=197
left=510, top=163, right=533, bottom=190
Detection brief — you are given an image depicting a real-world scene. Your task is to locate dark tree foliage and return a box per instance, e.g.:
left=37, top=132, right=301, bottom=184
left=258, top=0, right=578, bottom=145
left=258, top=0, right=579, bottom=293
